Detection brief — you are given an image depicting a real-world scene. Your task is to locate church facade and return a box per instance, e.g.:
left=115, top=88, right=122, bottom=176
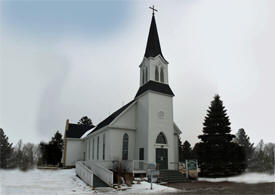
left=63, top=13, right=181, bottom=170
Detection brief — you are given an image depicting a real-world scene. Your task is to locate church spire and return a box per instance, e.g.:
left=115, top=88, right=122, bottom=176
left=144, top=8, right=166, bottom=61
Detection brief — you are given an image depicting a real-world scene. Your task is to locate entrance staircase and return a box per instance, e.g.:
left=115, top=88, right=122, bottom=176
left=159, top=170, right=189, bottom=183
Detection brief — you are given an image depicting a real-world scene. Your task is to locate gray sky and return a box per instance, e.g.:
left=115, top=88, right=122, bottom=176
left=0, top=0, right=274, bottom=146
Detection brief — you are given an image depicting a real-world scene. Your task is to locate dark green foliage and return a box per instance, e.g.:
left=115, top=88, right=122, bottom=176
left=78, top=116, right=93, bottom=126
left=179, top=139, right=196, bottom=162
left=182, top=141, right=192, bottom=161
left=196, top=95, right=246, bottom=177
left=39, top=131, right=63, bottom=165
left=234, top=128, right=254, bottom=164
left=178, top=137, right=183, bottom=162
left=0, top=128, right=13, bottom=168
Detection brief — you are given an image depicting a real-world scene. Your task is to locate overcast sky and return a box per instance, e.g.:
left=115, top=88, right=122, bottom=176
left=0, top=0, right=274, bottom=146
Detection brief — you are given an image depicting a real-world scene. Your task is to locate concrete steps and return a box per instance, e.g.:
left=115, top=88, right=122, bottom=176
left=159, top=170, right=189, bottom=183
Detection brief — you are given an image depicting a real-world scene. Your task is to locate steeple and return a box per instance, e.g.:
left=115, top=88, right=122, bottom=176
left=139, top=7, right=169, bottom=87
left=144, top=13, right=166, bottom=61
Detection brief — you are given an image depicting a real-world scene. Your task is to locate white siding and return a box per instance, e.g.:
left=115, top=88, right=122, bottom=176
left=111, top=104, right=136, bottom=129
left=109, top=128, right=135, bottom=160
left=66, top=139, right=84, bottom=166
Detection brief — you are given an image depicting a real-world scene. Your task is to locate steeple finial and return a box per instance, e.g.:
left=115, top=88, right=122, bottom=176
left=149, top=5, right=158, bottom=15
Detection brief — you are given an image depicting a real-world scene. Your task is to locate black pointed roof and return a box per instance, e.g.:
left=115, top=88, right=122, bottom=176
left=144, top=15, right=166, bottom=61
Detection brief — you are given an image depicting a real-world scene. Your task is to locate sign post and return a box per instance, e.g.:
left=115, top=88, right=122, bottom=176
left=151, top=174, right=153, bottom=190
left=185, top=160, right=188, bottom=179
left=147, top=169, right=160, bottom=189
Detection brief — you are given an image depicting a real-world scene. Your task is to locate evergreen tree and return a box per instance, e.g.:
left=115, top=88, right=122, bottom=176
left=182, top=141, right=192, bottom=161
left=38, top=142, right=49, bottom=165
left=0, top=128, right=13, bottom=168
left=48, top=131, right=63, bottom=165
left=78, top=116, right=93, bottom=126
left=39, top=131, right=63, bottom=165
left=178, top=137, right=184, bottom=162
left=196, top=95, right=246, bottom=177
left=234, top=128, right=254, bottom=162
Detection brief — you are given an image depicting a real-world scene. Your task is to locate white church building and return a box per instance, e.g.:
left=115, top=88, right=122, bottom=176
left=63, top=12, right=182, bottom=174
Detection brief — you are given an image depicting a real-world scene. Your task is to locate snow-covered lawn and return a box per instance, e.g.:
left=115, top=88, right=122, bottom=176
left=199, top=172, right=275, bottom=184
left=0, top=168, right=178, bottom=195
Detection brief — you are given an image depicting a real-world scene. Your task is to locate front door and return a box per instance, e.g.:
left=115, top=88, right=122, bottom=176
left=156, top=148, right=168, bottom=170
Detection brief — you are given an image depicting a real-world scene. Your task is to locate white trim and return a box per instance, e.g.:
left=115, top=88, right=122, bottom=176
left=139, top=55, right=169, bottom=67
left=84, top=126, right=108, bottom=139
left=109, top=125, right=136, bottom=131
left=66, top=138, right=83, bottom=141
left=135, top=89, right=174, bottom=99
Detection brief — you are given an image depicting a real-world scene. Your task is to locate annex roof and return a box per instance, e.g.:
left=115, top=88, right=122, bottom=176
left=66, top=123, right=94, bottom=138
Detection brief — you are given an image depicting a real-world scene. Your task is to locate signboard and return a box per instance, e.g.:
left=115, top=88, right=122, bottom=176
left=185, top=160, right=198, bottom=179
left=186, top=160, right=197, bottom=170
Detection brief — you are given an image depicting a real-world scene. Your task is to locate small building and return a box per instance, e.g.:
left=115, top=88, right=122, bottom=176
left=62, top=120, right=94, bottom=166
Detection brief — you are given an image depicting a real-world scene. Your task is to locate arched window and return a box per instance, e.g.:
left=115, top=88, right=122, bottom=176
left=97, top=136, right=99, bottom=160
left=103, top=134, right=105, bottom=160
left=142, top=69, right=145, bottom=84
left=155, top=67, right=159, bottom=81
left=160, top=68, right=164, bottom=83
left=156, top=132, right=167, bottom=144
left=122, top=133, right=129, bottom=160
left=88, top=139, right=90, bottom=160
left=92, top=138, right=94, bottom=160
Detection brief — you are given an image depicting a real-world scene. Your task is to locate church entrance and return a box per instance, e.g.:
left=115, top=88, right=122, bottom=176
left=156, top=148, right=168, bottom=170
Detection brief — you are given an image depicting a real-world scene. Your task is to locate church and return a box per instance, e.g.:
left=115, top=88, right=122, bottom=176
left=63, top=10, right=182, bottom=172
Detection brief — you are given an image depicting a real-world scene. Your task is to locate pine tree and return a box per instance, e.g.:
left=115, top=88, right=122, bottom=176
left=38, top=131, right=63, bottom=166
left=0, top=128, right=13, bottom=169
left=182, top=141, right=192, bottom=161
left=178, top=137, right=184, bottom=162
left=234, top=128, right=254, bottom=162
left=48, top=131, right=63, bottom=165
left=78, top=116, right=93, bottom=126
left=196, top=95, right=246, bottom=177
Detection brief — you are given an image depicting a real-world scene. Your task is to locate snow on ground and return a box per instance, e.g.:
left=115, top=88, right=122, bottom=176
left=115, top=181, right=179, bottom=194
left=199, top=173, right=275, bottom=184
left=0, top=168, right=179, bottom=195
left=0, top=168, right=93, bottom=195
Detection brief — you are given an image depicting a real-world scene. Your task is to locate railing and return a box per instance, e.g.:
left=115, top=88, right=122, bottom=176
left=120, top=160, right=156, bottom=173
left=75, top=161, right=94, bottom=187
left=85, top=160, right=113, bottom=187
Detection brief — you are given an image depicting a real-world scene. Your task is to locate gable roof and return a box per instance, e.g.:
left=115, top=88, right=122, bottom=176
left=135, top=80, right=174, bottom=98
left=84, top=81, right=174, bottom=138
left=88, top=100, right=135, bottom=136
left=66, top=123, right=94, bottom=138
left=144, top=15, right=166, bottom=61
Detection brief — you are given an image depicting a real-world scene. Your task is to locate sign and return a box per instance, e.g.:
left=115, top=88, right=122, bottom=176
left=185, top=160, right=198, bottom=179
left=186, top=160, right=197, bottom=170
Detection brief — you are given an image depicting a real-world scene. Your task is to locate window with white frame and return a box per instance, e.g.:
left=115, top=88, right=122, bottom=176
left=122, top=133, right=129, bottom=160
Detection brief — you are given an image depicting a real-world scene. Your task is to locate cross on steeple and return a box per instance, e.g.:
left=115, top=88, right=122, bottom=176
left=149, top=5, right=158, bottom=15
